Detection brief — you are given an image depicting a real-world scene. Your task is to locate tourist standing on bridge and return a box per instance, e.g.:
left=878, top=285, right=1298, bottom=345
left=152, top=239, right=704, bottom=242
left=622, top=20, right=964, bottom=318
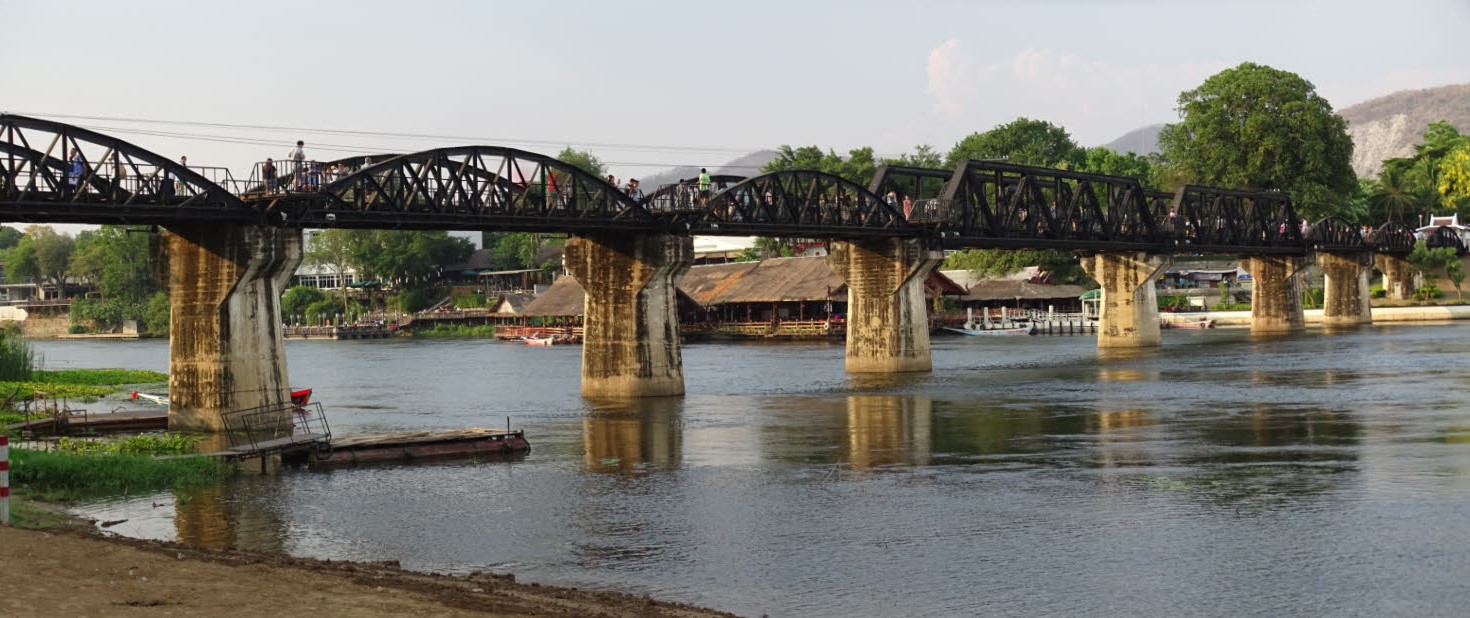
left=66, top=149, right=84, bottom=196
left=698, top=168, right=711, bottom=206
left=288, top=140, right=306, bottom=190
left=110, top=152, right=126, bottom=199
left=626, top=178, right=644, bottom=202
left=261, top=158, right=277, bottom=192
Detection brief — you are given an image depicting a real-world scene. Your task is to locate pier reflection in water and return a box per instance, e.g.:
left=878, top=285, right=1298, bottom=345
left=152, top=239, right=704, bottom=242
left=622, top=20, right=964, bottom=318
left=37, top=324, right=1470, bottom=617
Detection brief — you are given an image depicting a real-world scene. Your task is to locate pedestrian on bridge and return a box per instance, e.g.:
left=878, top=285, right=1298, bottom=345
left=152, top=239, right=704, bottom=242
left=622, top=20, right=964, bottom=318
left=66, top=149, right=84, bottom=196
left=288, top=140, right=307, bottom=190
left=262, top=158, right=277, bottom=192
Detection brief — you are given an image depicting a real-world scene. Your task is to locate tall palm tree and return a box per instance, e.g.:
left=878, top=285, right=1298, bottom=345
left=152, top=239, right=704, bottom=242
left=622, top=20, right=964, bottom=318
left=1370, top=167, right=1419, bottom=223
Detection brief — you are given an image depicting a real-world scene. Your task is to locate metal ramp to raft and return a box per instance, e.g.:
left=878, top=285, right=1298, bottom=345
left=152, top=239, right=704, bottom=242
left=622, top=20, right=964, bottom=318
left=219, top=400, right=332, bottom=460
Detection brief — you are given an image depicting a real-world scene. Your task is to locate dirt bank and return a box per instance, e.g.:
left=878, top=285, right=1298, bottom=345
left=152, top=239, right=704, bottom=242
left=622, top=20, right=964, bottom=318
left=0, top=523, right=741, bottom=617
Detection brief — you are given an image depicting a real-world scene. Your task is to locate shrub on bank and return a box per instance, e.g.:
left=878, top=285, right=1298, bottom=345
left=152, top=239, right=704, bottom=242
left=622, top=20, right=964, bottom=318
left=11, top=449, right=232, bottom=502
left=412, top=324, right=498, bottom=338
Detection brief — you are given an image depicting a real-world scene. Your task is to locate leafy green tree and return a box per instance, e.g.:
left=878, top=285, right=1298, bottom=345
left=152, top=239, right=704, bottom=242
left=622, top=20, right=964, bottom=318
left=3, top=240, right=39, bottom=283
left=350, top=230, right=473, bottom=288
left=0, top=226, right=21, bottom=250
left=762, top=145, right=877, bottom=185
left=944, top=248, right=1085, bottom=284
left=1156, top=62, right=1358, bottom=221
left=70, top=226, right=151, bottom=301
left=281, top=285, right=327, bottom=324
left=305, top=229, right=364, bottom=314
left=1407, top=240, right=1459, bottom=300
left=556, top=147, right=607, bottom=178
left=884, top=145, right=944, bottom=169
left=143, top=291, right=170, bottom=336
left=945, top=118, right=1084, bottom=168
left=1438, top=143, right=1470, bottom=218
left=1077, top=146, right=1156, bottom=188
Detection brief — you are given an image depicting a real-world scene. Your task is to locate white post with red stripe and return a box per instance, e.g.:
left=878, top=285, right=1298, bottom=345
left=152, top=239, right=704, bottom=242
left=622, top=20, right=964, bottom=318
left=1, top=435, right=9, bottom=526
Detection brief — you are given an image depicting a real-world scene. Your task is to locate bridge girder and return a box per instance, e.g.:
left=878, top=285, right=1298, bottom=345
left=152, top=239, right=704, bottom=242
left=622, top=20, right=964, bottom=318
left=1170, top=186, right=1302, bottom=255
left=1365, top=222, right=1417, bottom=255
left=0, top=114, right=246, bottom=225
left=289, top=146, right=652, bottom=231
left=1306, top=216, right=1367, bottom=252
left=683, top=170, right=913, bottom=238
left=643, top=174, right=746, bottom=215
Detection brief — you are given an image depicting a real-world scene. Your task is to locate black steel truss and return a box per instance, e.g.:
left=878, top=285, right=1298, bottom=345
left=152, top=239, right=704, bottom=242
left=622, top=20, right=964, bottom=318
left=933, top=160, right=1161, bottom=250
left=680, top=170, right=912, bottom=237
left=0, top=114, right=247, bottom=224
left=643, top=174, right=746, bottom=214
left=284, top=146, right=654, bottom=232
left=0, top=115, right=1445, bottom=257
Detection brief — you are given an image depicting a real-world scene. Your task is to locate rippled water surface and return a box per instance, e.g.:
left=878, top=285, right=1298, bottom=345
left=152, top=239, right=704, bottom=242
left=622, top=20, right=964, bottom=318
left=37, top=324, right=1470, bottom=617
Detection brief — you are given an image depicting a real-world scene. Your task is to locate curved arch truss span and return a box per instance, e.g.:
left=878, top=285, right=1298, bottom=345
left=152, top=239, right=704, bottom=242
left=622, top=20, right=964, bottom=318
left=0, top=114, right=246, bottom=225
left=300, top=146, right=651, bottom=231
left=678, top=170, right=911, bottom=237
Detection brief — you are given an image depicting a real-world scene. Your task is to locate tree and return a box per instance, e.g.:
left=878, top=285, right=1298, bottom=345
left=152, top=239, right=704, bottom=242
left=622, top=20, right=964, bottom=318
left=1438, top=143, right=1470, bottom=218
left=943, top=248, right=1086, bottom=284
left=281, top=285, right=327, bottom=324
left=1156, top=62, right=1358, bottom=221
left=556, top=147, right=607, bottom=178
left=1368, top=166, right=1421, bottom=223
left=762, top=145, right=877, bottom=185
left=884, top=144, right=944, bottom=169
left=945, top=118, right=1084, bottom=168
left=350, top=230, right=473, bottom=288
left=0, top=226, right=21, bottom=251
left=305, top=229, right=364, bottom=314
left=70, top=226, right=151, bottom=300
left=1077, top=146, right=1157, bottom=188
left=28, top=226, right=75, bottom=287
left=1407, top=240, right=1459, bottom=300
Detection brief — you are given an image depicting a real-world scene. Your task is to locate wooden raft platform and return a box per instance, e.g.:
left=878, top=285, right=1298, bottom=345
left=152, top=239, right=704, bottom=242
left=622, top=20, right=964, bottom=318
left=314, top=428, right=529, bottom=468
left=7, top=409, right=168, bottom=435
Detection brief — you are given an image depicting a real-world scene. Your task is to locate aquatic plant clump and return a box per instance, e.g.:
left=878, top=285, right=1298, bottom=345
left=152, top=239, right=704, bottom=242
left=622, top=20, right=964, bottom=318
left=10, top=449, right=232, bottom=502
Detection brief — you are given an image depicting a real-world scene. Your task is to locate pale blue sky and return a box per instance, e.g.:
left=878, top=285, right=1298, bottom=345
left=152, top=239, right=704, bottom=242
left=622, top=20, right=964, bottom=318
left=3, top=0, right=1467, bottom=184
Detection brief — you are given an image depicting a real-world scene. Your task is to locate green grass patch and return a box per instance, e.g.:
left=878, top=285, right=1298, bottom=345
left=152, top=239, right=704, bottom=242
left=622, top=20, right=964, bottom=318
left=32, top=368, right=168, bottom=385
left=412, top=324, right=498, bottom=338
left=56, top=433, right=199, bottom=456
left=10, top=449, right=232, bottom=502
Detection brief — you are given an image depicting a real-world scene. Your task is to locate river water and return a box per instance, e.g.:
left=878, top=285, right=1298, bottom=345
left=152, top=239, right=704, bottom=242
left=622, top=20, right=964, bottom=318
left=34, top=324, right=1470, bottom=617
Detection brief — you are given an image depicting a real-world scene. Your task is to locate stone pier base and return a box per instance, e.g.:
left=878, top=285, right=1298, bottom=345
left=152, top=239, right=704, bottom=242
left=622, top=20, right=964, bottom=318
left=1248, top=256, right=1306, bottom=333
left=828, top=239, right=943, bottom=373
left=564, top=233, right=693, bottom=398
left=1320, top=252, right=1374, bottom=326
left=156, top=224, right=302, bottom=432
left=1080, top=252, right=1168, bottom=348
left=1375, top=254, right=1416, bottom=301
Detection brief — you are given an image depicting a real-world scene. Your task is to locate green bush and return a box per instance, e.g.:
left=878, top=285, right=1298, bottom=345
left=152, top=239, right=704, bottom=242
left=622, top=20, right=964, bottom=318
left=143, top=291, right=170, bottom=335
left=413, top=324, right=497, bottom=338
left=1414, top=284, right=1442, bottom=301
left=396, top=288, right=443, bottom=313
left=0, top=333, right=34, bottom=381
left=451, top=292, right=488, bottom=309
left=10, top=449, right=231, bottom=502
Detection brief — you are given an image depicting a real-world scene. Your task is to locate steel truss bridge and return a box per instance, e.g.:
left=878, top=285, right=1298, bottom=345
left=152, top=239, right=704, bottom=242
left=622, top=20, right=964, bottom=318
left=1, top=114, right=1462, bottom=256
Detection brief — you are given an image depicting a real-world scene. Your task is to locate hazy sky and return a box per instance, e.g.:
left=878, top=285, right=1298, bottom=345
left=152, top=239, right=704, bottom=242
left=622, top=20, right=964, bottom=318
left=4, top=0, right=1468, bottom=185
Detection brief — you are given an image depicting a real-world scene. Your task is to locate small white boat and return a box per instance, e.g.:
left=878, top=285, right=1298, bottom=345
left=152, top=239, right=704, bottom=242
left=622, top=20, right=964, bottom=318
left=1162, top=317, right=1215, bottom=329
left=943, top=325, right=1036, bottom=336
left=523, top=335, right=564, bottom=346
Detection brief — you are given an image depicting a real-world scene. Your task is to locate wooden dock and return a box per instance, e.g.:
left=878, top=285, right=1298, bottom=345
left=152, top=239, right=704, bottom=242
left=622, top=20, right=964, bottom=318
left=6, top=409, right=168, bottom=435
left=313, top=428, right=529, bottom=467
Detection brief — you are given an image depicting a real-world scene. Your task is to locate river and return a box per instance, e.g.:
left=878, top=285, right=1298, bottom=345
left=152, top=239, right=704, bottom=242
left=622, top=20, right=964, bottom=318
left=34, top=324, right=1470, bottom=617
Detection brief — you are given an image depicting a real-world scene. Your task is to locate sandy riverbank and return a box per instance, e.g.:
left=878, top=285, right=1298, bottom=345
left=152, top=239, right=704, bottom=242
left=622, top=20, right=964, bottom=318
left=0, top=507, right=741, bottom=618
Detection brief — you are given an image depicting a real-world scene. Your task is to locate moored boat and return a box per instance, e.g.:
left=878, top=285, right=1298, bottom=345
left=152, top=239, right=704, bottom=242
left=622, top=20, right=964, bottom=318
left=943, top=325, right=1036, bottom=336
left=130, top=387, right=314, bottom=406
left=524, top=335, right=566, bottom=346
left=1161, top=317, right=1215, bottom=329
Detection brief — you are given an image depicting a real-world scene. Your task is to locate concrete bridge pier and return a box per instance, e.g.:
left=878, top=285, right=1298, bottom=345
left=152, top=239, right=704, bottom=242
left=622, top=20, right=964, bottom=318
left=564, top=233, right=693, bottom=398
left=1375, top=254, right=1417, bottom=300
left=1320, top=252, right=1374, bottom=326
left=154, top=224, right=303, bottom=432
left=828, top=239, right=943, bottom=373
left=1080, top=252, right=1168, bottom=348
left=1247, top=256, right=1306, bottom=333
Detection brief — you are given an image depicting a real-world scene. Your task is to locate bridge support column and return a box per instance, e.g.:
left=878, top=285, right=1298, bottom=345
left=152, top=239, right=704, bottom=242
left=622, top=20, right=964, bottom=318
left=1320, top=252, right=1374, bottom=326
left=564, top=233, right=693, bottom=398
left=828, top=239, right=943, bottom=373
left=1247, top=256, right=1306, bottom=333
left=1080, top=252, right=1167, bottom=348
left=1375, top=254, right=1416, bottom=300
left=156, top=224, right=303, bottom=432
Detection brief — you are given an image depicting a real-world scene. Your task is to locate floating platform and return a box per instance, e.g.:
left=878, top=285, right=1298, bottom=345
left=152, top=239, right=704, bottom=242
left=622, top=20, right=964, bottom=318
left=6, top=409, right=168, bottom=435
left=312, top=428, right=529, bottom=468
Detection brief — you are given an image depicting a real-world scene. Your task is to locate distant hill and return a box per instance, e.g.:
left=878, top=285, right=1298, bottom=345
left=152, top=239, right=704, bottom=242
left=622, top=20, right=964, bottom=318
left=1102, top=124, right=1163, bottom=156
left=1097, top=83, right=1470, bottom=179
left=637, top=150, right=778, bottom=190
left=1339, top=83, right=1470, bottom=177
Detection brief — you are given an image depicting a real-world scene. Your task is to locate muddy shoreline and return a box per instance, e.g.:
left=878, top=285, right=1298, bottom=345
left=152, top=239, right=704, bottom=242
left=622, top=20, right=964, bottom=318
left=3, top=499, right=743, bottom=618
